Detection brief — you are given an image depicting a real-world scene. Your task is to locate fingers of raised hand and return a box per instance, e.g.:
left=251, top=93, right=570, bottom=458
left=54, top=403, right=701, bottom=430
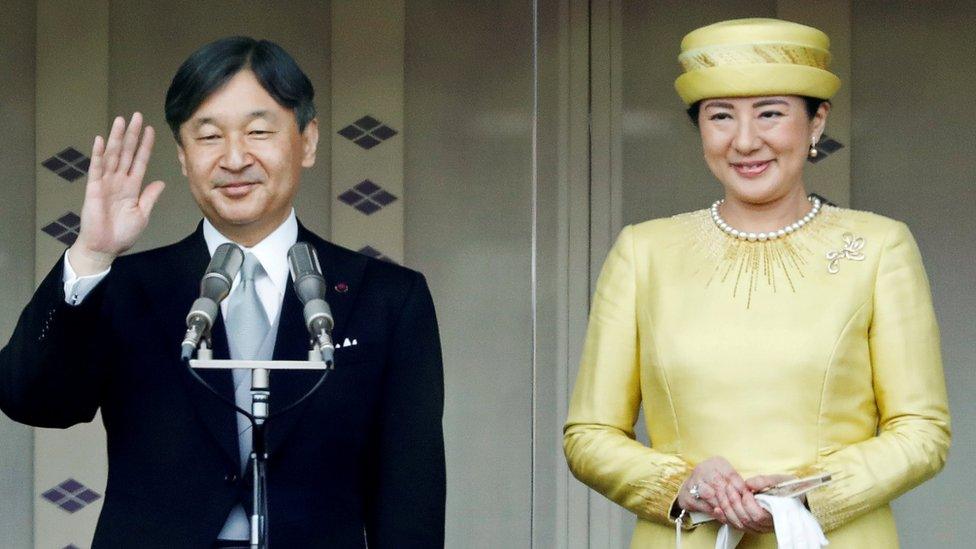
left=99, top=113, right=153, bottom=184
left=129, top=125, right=156, bottom=182
left=116, top=112, right=145, bottom=175
left=88, top=135, right=106, bottom=183
left=102, top=116, right=127, bottom=175
left=139, top=180, right=166, bottom=216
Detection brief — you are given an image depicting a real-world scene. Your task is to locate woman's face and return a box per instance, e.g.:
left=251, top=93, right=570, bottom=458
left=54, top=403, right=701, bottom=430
left=698, top=96, right=828, bottom=205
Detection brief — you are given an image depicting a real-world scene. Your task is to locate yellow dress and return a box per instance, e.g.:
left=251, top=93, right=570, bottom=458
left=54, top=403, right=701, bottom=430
left=564, top=206, right=950, bottom=548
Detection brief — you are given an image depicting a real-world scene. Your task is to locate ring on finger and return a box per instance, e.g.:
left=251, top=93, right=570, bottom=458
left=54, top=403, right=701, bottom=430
left=689, top=484, right=702, bottom=500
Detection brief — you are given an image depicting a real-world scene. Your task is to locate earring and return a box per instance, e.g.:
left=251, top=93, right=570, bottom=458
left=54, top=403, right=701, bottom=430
left=809, top=138, right=819, bottom=158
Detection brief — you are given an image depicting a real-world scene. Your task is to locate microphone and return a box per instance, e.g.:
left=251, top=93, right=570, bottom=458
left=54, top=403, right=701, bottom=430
left=287, top=242, right=335, bottom=365
left=181, top=242, right=245, bottom=360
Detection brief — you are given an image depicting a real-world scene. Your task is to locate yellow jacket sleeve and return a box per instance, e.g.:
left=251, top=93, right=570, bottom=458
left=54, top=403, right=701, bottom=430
left=798, top=221, right=951, bottom=531
left=564, top=226, right=693, bottom=526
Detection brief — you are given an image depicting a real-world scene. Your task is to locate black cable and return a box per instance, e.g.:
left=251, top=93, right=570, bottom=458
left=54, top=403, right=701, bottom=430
left=181, top=355, right=331, bottom=425
left=183, top=356, right=255, bottom=422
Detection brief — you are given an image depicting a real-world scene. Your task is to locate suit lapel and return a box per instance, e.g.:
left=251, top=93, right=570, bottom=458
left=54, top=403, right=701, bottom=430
left=265, top=223, right=368, bottom=457
left=171, top=225, right=240, bottom=469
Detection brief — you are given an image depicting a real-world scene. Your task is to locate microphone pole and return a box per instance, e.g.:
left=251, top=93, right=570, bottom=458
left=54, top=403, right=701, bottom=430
left=249, top=242, right=335, bottom=548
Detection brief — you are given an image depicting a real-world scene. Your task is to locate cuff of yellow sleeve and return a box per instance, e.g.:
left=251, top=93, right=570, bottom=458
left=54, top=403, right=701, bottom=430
left=792, top=465, right=871, bottom=533
left=629, top=462, right=695, bottom=528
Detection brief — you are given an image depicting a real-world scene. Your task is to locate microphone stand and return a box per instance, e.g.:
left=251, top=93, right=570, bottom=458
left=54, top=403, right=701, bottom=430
left=250, top=366, right=269, bottom=549
left=189, top=342, right=331, bottom=549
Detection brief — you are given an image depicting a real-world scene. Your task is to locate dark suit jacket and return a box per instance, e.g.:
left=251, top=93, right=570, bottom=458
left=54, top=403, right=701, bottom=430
left=0, top=222, right=445, bottom=548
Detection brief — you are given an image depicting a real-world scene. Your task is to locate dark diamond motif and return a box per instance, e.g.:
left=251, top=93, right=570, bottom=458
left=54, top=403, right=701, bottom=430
left=41, top=222, right=67, bottom=239
left=59, top=479, right=84, bottom=492
left=354, top=135, right=381, bottom=150
left=58, top=212, right=81, bottom=228
left=817, top=137, right=843, bottom=153
left=57, top=147, right=84, bottom=162
left=63, top=545, right=82, bottom=549
left=337, top=190, right=361, bottom=205
left=60, top=499, right=84, bottom=513
left=337, top=125, right=365, bottom=140
left=338, top=180, right=398, bottom=216
left=42, top=478, right=101, bottom=514
left=371, top=125, right=397, bottom=140
left=371, top=190, right=397, bottom=206
left=358, top=246, right=383, bottom=259
left=337, top=115, right=399, bottom=150
left=354, top=201, right=382, bottom=215
left=354, top=115, right=381, bottom=130
left=354, top=180, right=381, bottom=195
left=809, top=135, right=844, bottom=164
left=60, top=167, right=86, bottom=182
left=42, top=212, right=82, bottom=246
left=356, top=246, right=397, bottom=264
left=42, top=147, right=91, bottom=183
left=76, top=489, right=101, bottom=503
left=42, top=158, right=67, bottom=172
left=42, top=488, right=65, bottom=504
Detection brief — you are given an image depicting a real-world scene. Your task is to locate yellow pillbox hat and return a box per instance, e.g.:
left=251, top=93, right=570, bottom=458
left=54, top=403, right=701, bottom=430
left=674, top=18, right=841, bottom=106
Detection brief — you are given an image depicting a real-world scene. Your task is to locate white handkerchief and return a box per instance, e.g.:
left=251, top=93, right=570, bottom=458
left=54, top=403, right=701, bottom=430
left=755, top=494, right=828, bottom=549
left=707, top=496, right=827, bottom=549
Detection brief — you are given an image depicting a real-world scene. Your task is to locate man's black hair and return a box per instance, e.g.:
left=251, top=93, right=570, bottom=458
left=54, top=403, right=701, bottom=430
left=686, top=96, right=828, bottom=127
left=164, top=36, right=315, bottom=143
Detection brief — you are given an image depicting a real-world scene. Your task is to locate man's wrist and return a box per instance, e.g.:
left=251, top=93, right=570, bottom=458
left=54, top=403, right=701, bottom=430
left=67, top=244, right=116, bottom=276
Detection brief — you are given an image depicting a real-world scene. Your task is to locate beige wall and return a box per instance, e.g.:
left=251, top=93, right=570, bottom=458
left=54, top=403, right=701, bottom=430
left=0, top=2, right=36, bottom=548
left=850, top=2, right=976, bottom=546
left=405, top=2, right=536, bottom=545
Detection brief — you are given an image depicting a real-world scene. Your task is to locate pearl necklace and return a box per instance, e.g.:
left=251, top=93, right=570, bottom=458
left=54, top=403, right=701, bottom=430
left=709, top=196, right=822, bottom=242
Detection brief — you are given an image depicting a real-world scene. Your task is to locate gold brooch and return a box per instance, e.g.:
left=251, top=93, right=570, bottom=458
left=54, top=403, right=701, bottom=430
left=826, top=233, right=865, bottom=274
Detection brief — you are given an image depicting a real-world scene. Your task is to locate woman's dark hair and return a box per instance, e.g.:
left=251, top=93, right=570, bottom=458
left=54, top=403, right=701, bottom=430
left=164, top=36, right=315, bottom=142
left=686, top=96, right=828, bottom=127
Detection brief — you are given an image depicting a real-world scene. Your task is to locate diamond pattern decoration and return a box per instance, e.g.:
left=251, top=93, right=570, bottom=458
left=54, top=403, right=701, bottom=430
left=338, top=180, right=398, bottom=216
left=357, top=245, right=396, bottom=264
left=337, top=115, right=398, bottom=150
left=41, top=478, right=101, bottom=514
left=41, top=212, right=82, bottom=246
left=809, top=134, right=844, bottom=164
left=41, top=147, right=91, bottom=182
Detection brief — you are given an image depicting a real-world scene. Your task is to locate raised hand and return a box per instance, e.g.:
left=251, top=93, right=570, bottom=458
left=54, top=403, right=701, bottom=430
left=68, top=113, right=166, bottom=275
left=677, top=456, right=775, bottom=534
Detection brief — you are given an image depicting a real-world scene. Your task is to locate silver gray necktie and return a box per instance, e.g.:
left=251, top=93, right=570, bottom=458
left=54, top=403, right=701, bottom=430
left=225, top=253, right=270, bottom=467
left=219, top=253, right=272, bottom=540
left=226, top=253, right=270, bottom=362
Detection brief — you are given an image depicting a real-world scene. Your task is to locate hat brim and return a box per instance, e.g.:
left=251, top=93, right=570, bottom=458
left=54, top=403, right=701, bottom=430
left=675, top=64, right=841, bottom=106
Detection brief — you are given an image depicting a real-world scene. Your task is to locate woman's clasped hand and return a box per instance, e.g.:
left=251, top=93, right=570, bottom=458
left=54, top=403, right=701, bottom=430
left=677, top=457, right=796, bottom=534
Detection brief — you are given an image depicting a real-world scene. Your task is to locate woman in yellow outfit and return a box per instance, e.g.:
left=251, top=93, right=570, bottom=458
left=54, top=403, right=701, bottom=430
left=563, top=18, right=950, bottom=548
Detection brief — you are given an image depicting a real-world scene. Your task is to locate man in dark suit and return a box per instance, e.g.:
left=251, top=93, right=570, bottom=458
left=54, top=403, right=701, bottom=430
left=0, top=37, right=445, bottom=548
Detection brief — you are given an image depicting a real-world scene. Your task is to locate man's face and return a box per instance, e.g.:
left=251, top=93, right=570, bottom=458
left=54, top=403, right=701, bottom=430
left=177, top=70, right=318, bottom=245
